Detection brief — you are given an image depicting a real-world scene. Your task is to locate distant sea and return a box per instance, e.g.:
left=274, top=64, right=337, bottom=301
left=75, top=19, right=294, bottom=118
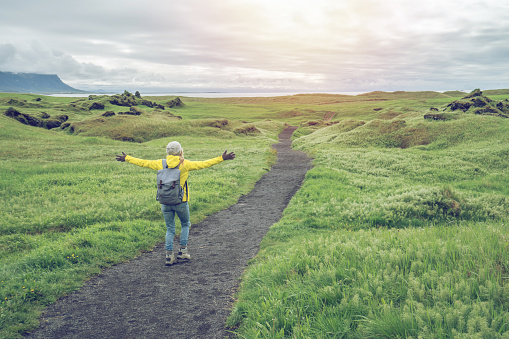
left=49, top=91, right=368, bottom=98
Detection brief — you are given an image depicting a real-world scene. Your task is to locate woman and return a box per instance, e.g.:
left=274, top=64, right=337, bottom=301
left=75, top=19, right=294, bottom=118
left=116, top=141, right=235, bottom=265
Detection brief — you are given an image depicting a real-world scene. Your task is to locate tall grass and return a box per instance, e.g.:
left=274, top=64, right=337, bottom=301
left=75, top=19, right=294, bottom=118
left=228, top=109, right=509, bottom=337
left=229, top=224, right=509, bottom=338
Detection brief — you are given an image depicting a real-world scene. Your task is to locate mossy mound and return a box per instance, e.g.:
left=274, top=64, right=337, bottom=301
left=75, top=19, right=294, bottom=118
left=4, top=107, right=68, bottom=129
left=423, top=113, right=459, bottom=121
left=166, top=97, right=184, bottom=108
left=446, top=89, right=509, bottom=118
left=89, top=102, right=105, bottom=110
left=3, top=98, right=43, bottom=108
left=233, top=124, right=261, bottom=135
left=108, top=91, right=138, bottom=107
left=105, top=91, right=166, bottom=109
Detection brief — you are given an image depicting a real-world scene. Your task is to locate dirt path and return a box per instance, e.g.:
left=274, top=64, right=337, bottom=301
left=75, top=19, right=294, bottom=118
left=25, top=126, right=312, bottom=339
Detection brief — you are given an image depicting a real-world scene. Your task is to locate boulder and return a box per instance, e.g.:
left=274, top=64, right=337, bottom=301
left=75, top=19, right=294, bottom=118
left=56, top=115, right=68, bottom=122
left=89, top=102, right=105, bottom=110
left=462, top=88, right=483, bottom=98
left=166, top=97, right=184, bottom=108
left=4, top=107, right=43, bottom=127
left=44, top=120, right=62, bottom=129
left=447, top=101, right=471, bottom=112
left=140, top=99, right=153, bottom=108
left=4, top=107, right=70, bottom=129
left=129, top=106, right=143, bottom=115
left=118, top=106, right=143, bottom=115
left=424, top=113, right=447, bottom=121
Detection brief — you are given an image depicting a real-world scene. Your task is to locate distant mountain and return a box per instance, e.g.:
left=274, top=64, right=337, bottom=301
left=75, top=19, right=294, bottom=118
left=0, top=71, right=85, bottom=94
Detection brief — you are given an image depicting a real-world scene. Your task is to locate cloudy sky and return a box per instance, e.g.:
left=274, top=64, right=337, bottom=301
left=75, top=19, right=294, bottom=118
left=1, top=0, right=509, bottom=93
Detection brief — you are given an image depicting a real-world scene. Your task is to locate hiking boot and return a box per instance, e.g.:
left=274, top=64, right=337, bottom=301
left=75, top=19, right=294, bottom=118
left=177, top=247, right=191, bottom=260
left=165, top=251, right=176, bottom=266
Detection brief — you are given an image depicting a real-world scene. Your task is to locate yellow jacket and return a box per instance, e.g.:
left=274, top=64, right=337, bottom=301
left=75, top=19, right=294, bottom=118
left=125, top=154, right=224, bottom=202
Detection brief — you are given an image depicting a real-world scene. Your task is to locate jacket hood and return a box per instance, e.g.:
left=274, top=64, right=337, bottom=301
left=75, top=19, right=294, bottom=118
left=165, top=155, right=182, bottom=168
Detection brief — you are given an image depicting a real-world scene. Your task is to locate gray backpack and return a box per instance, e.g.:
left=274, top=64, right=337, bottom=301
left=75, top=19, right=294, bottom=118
left=156, top=159, right=186, bottom=205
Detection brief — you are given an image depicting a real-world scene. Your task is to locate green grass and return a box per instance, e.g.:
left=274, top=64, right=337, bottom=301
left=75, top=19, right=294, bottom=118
left=227, top=99, right=509, bottom=337
left=229, top=224, right=509, bottom=338
left=2, top=90, right=509, bottom=338
left=0, top=101, right=282, bottom=338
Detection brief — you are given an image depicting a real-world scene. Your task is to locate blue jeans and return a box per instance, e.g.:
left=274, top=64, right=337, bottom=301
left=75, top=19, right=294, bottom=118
left=161, top=202, right=190, bottom=251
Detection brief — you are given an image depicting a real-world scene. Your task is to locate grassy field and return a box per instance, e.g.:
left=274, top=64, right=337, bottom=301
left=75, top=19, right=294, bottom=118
left=226, top=93, right=509, bottom=337
left=1, top=90, right=509, bottom=338
left=0, top=92, right=284, bottom=338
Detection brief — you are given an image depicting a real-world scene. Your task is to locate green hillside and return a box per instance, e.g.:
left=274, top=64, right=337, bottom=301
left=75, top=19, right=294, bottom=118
left=0, top=72, right=84, bottom=94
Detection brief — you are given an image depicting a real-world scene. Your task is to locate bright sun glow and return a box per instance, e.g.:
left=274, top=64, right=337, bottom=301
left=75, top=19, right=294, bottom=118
left=245, top=0, right=336, bottom=34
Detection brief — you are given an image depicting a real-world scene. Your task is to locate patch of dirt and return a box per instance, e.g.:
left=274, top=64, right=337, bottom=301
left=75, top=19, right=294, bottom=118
left=24, top=126, right=312, bottom=339
left=323, top=111, right=335, bottom=122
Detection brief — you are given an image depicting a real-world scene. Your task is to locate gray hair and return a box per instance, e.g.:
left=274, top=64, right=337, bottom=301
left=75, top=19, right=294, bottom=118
left=166, top=141, right=182, bottom=155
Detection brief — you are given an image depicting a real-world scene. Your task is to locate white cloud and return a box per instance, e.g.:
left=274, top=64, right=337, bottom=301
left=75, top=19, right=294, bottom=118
left=1, top=0, right=509, bottom=92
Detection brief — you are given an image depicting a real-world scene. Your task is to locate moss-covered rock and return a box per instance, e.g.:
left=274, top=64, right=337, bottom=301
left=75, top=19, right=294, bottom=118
left=166, top=97, right=184, bottom=108
left=4, top=107, right=43, bottom=127
left=89, top=102, right=105, bottom=110
left=4, top=107, right=69, bottom=129
left=446, top=89, right=509, bottom=118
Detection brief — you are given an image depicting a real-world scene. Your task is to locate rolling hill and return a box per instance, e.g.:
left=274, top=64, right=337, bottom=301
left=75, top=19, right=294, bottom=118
left=0, top=71, right=84, bottom=94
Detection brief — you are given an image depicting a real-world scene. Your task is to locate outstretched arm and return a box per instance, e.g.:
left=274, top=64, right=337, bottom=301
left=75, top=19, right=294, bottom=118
left=222, top=150, right=236, bottom=161
left=116, top=152, right=127, bottom=162
left=184, top=151, right=234, bottom=171
left=116, top=153, right=165, bottom=170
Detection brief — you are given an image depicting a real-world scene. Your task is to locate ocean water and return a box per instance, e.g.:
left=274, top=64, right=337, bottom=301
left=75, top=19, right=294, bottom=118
left=49, top=91, right=368, bottom=98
